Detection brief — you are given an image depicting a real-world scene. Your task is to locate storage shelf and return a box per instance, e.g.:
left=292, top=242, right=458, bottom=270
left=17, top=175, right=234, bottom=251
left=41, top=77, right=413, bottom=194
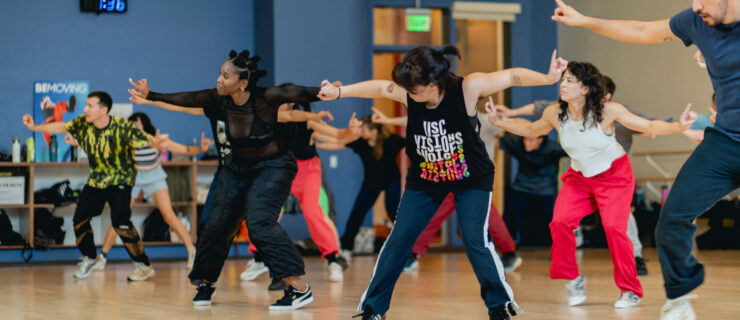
left=51, top=241, right=187, bottom=249
left=33, top=201, right=194, bottom=209
left=0, top=162, right=31, bottom=167
left=0, top=204, right=31, bottom=209
left=0, top=161, right=209, bottom=253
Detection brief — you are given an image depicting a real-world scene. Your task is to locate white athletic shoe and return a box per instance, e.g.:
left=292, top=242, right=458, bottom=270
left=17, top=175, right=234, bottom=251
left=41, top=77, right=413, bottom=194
left=328, top=262, right=343, bottom=282
left=127, top=262, right=156, bottom=281
left=187, top=249, right=196, bottom=270
left=614, top=291, right=641, bottom=309
left=338, top=250, right=352, bottom=264
left=660, top=294, right=698, bottom=320
left=240, top=259, right=269, bottom=281
left=92, top=254, right=106, bottom=270
left=74, top=255, right=105, bottom=279
left=566, top=275, right=587, bottom=306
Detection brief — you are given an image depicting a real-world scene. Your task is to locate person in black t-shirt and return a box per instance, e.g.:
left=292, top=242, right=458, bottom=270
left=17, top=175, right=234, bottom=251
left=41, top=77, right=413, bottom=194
left=317, top=45, right=567, bottom=320
left=314, top=115, right=405, bottom=256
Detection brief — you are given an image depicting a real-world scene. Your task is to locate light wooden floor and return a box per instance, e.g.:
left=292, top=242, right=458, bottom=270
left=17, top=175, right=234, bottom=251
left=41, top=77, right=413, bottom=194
left=2, top=248, right=739, bottom=319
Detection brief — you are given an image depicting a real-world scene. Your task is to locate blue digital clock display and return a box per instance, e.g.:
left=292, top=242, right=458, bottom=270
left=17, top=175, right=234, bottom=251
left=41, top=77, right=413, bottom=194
left=98, top=0, right=126, bottom=13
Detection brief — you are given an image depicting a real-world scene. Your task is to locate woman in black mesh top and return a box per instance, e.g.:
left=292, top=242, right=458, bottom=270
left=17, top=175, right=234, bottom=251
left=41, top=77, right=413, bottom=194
left=129, top=50, right=320, bottom=310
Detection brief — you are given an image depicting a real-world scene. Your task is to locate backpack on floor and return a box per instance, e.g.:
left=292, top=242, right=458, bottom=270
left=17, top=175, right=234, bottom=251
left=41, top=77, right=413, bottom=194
left=0, top=209, right=25, bottom=246
left=33, top=208, right=66, bottom=249
left=143, top=208, right=170, bottom=242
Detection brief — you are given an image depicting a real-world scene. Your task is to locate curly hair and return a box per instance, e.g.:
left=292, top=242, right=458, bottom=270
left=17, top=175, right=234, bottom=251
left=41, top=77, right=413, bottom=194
left=228, top=49, right=268, bottom=91
left=392, top=45, right=461, bottom=94
left=558, top=61, right=607, bottom=129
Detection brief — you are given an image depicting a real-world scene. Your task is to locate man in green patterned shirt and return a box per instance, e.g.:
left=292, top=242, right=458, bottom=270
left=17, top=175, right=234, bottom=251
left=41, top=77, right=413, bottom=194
left=23, top=91, right=166, bottom=281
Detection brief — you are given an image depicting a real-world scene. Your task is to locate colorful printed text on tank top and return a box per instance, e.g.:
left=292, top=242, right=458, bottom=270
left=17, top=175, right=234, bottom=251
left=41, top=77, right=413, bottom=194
left=414, top=119, right=470, bottom=182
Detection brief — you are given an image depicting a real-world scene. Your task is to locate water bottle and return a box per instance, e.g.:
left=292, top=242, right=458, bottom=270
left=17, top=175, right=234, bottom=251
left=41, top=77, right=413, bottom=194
left=191, top=138, right=200, bottom=162
left=660, top=185, right=670, bottom=206
left=70, top=145, right=78, bottom=162
left=49, top=135, right=58, bottom=162
left=26, top=137, right=35, bottom=163
left=634, top=185, right=644, bottom=206
left=160, top=149, right=169, bottom=162
left=11, top=137, right=20, bottom=163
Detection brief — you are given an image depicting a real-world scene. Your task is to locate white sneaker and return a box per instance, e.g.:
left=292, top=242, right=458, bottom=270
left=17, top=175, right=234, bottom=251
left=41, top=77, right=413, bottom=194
left=187, top=249, right=195, bottom=270
left=574, top=227, right=584, bottom=248
left=328, top=262, right=343, bottom=282
left=614, top=291, right=641, bottom=309
left=566, top=275, right=587, bottom=306
left=240, top=259, right=268, bottom=281
left=74, top=255, right=104, bottom=279
left=93, top=254, right=107, bottom=270
left=338, top=250, right=352, bottom=264
left=127, top=262, right=156, bottom=281
left=660, top=294, right=698, bottom=320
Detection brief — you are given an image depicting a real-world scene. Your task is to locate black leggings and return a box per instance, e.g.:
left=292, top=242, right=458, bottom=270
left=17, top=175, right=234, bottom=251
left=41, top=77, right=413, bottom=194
left=189, top=153, right=303, bottom=282
left=341, top=183, right=401, bottom=251
left=73, top=184, right=149, bottom=264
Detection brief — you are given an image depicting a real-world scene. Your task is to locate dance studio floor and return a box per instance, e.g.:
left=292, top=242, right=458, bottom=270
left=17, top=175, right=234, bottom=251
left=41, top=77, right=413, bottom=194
left=2, top=248, right=739, bottom=319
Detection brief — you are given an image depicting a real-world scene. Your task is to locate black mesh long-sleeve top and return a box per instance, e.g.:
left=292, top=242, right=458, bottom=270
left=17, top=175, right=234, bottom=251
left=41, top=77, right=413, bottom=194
left=148, top=84, right=320, bottom=160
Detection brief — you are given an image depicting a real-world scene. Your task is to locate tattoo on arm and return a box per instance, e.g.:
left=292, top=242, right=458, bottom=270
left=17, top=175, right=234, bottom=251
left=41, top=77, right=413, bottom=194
left=663, top=36, right=679, bottom=43
left=386, top=82, right=394, bottom=93
left=511, top=74, right=522, bottom=86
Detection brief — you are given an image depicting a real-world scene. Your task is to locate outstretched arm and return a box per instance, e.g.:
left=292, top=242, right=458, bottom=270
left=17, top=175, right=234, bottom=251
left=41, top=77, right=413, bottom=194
left=129, top=78, right=216, bottom=109
left=129, top=93, right=205, bottom=116
left=609, top=102, right=696, bottom=136
left=278, top=109, right=333, bottom=123
left=485, top=97, right=556, bottom=137
left=22, top=114, right=67, bottom=134
left=371, top=107, right=407, bottom=127
left=463, top=50, right=566, bottom=115
left=264, top=83, right=322, bottom=107
left=495, top=103, right=537, bottom=118
left=551, top=0, right=679, bottom=44
left=165, top=132, right=211, bottom=155
left=318, top=80, right=408, bottom=106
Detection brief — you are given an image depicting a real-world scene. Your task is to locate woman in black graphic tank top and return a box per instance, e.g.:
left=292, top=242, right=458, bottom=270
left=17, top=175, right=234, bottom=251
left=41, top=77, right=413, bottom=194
left=317, top=45, right=567, bottom=320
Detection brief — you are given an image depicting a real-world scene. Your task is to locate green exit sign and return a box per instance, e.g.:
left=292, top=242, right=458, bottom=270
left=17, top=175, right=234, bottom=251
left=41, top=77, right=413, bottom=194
left=406, top=8, right=431, bottom=32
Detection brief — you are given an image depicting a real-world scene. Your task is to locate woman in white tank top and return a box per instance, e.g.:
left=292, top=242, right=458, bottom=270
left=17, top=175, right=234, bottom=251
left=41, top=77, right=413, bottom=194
left=487, top=62, right=696, bottom=310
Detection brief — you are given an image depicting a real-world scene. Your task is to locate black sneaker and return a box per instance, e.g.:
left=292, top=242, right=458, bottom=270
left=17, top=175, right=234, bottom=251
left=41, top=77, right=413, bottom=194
left=635, top=257, right=648, bottom=276
left=269, top=285, right=313, bottom=310
left=268, top=277, right=286, bottom=291
left=193, top=283, right=216, bottom=306
left=489, top=306, right=510, bottom=320
left=353, top=310, right=385, bottom=320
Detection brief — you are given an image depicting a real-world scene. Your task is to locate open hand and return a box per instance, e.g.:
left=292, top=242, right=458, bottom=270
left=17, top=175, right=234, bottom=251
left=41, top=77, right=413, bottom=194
left=129, top=78, right=151, bottom=101
left=547, top=49, right=569, bottom=83
left=679, top=103, right=698, bottom=129
left=200, top=132, right=212, bottom=152
left=551, top=0, right=587, bottom=26
left=485, top=96, right=502, bottom=126
left=371, top=107, right=389, bottom=124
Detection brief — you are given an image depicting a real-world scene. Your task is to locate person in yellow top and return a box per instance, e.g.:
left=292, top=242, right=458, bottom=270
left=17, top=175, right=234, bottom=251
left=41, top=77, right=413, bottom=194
left=22, top=91, right=166, bottom=281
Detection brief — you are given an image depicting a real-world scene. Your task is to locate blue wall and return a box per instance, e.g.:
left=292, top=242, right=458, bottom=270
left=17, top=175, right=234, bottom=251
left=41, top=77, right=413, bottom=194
left=0, top=0, right=255, bottom=150
left=0, top=0, right=558, bottom=262
left=265, top=0, right=372, bottom=239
